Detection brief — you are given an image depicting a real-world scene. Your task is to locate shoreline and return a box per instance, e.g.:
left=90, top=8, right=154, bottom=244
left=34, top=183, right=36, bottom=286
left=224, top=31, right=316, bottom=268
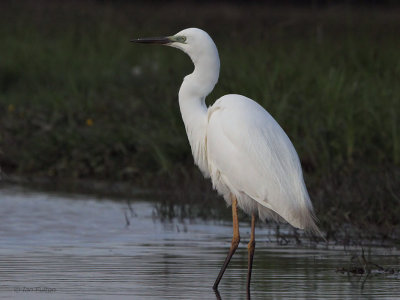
left=1, top=173, right=399, bottom=247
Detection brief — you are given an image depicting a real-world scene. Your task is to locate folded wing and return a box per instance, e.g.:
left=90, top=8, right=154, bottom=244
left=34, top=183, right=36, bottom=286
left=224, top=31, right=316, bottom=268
left=206, top=94, right=319, bottom=232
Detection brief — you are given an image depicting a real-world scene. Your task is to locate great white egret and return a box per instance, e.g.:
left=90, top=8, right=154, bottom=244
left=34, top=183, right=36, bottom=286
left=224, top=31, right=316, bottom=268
left=132, top=28, right=321, bottom=294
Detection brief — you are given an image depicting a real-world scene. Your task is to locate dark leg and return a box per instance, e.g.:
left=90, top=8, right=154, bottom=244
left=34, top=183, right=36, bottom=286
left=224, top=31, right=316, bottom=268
left=213, top=194, right=240, bottom=290
left=214, top=288, right=222, bottom=300
left=246, top=213, right=256, bottom=299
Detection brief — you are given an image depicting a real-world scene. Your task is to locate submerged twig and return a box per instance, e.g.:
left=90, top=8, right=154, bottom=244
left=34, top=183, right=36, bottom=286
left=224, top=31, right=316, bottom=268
left=337, top=249, right=400, bottom=280
left=124, top=210, right=130, bottom=227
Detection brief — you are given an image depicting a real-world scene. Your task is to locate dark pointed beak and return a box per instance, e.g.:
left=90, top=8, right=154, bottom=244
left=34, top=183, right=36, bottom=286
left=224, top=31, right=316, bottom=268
left=130, top=36, right=172, bottom=44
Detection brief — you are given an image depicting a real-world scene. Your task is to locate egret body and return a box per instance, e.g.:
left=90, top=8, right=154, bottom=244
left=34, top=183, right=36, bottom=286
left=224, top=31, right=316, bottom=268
left=132, top=28, right=321, bottom=294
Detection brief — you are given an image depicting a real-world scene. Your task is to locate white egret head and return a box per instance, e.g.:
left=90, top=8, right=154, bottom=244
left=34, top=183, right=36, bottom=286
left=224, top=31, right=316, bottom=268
left=131, top=28, right=218, bottom=66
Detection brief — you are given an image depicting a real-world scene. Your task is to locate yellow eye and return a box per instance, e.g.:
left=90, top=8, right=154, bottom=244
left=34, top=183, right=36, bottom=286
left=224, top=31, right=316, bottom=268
left=176, top=36, right=186, bottom=43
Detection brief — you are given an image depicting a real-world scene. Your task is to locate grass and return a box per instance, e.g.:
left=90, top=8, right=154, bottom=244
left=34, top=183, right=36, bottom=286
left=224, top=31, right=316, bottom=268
left=0, top=1, right=399, bottom=240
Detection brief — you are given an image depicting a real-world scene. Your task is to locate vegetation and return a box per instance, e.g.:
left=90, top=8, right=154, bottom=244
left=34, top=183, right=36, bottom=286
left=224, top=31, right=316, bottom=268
left=0, top=1, right=399, bottom=241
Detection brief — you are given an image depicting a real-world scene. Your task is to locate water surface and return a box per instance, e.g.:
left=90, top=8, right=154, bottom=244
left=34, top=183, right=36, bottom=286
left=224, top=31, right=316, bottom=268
left=0, top=185, right=399, bottom=299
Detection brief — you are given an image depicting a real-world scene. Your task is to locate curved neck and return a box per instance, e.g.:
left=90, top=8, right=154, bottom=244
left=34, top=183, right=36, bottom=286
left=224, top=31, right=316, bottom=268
left=178, top=50, right=220, bottom=127
left=178, top=48, right=220, bottom=175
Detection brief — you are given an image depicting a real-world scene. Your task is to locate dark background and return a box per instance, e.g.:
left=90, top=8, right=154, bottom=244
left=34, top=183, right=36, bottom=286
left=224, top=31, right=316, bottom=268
left=0, top=0, right=399, bottom=240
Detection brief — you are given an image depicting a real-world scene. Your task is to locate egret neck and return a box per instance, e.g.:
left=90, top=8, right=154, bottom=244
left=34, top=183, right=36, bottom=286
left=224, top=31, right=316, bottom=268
left=178, top=43, right=220, bottom=175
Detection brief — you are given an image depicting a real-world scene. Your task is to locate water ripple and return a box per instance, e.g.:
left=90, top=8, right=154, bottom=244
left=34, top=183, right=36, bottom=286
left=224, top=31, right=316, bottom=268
left=0, top=185, right=399, bottom=299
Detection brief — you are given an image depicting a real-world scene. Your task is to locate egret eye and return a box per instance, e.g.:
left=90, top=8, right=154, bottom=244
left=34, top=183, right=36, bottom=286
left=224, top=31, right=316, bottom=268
left=176, top=36, right=186, bottom=43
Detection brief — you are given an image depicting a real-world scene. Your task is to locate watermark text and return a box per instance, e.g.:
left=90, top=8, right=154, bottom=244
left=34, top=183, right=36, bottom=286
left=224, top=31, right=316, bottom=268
left=14, top=286, right=56, bottom=293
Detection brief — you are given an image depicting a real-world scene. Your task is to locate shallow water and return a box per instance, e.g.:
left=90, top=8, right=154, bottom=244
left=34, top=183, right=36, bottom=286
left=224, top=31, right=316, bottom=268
left=0, top=185, right=399, bottom=299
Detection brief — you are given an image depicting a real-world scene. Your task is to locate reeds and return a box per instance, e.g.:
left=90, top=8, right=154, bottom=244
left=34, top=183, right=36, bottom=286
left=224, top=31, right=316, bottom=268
left=0, top=1, right=399, bottom=237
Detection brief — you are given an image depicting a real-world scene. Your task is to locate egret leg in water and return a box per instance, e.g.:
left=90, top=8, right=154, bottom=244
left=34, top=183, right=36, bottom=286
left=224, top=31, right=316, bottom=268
left=131, top=28, right=322, bottom=292
left=247, top=213, right=256, bottom=295
left=213, top=195, right=240, bottom=290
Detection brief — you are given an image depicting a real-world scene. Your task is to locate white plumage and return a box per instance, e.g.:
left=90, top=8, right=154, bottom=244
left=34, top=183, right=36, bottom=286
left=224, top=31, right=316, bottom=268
left=132, top=27, right=321, bottom=292
left=207, top=94, right=317, bottom=230
left=172, top=28, right=319, bottom=233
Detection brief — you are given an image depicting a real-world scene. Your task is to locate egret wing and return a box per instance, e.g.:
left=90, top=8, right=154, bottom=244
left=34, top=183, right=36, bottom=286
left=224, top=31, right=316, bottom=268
left=206, top=94, right=317, bottom=230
